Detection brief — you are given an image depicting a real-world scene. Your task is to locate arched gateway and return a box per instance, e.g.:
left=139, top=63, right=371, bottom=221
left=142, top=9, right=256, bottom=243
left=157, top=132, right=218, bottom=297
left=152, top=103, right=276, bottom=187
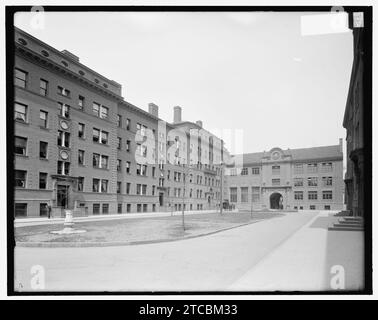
left=270, top=192, right=283, bottom=210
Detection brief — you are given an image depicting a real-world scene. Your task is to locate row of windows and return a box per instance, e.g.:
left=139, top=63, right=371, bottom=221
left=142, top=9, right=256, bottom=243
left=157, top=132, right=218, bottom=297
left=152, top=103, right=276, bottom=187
left=229, top=187, right=260, bottom=203
left=15, top=69, right=111, bottom=121
left=230, top=162, right=334, bottom=177
left=15, top=69, right=155, bottom=137
left=293, top=177, right=333, bottom=187
left=293, top=205, right=332, bottom=210
left=294, top=191, right=333, bottom=200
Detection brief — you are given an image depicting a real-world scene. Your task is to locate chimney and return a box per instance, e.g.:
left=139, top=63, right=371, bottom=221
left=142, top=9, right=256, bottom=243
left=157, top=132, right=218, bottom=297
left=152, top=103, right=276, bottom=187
left=148, top=103, right=159, bottom=118
left=173, top=106, right=182, bottom=123
left=339, top=138, right=343, bottom=153
left=196, top=120, right=203, bottom=128
left=61, top=50, right=80, bottom=62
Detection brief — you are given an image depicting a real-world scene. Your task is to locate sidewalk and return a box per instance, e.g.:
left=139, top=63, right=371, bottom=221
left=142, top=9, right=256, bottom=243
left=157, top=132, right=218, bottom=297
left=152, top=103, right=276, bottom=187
left=14, top=209, right=238, bottom=228
left=229, top=211, right=364, bottom=291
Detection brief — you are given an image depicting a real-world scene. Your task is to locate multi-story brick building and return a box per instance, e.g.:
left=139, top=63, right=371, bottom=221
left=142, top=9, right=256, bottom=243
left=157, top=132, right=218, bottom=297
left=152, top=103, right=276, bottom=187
left=13, top=27, right=226, bottom=218
left=343, top=11, right=371, bottom=218
left=224, top=141, right=344, bottom=211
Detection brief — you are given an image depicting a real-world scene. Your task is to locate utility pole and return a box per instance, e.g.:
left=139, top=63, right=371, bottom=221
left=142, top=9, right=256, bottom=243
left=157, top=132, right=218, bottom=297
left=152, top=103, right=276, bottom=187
left=220, top=162, right=223, bottom=215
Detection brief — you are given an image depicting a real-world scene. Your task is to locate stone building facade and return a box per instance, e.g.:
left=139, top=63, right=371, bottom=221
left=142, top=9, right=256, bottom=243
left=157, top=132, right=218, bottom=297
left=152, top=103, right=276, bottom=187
left=224, top=142, right=344, bottom=211
left=13, top=27, right=226, bottom=218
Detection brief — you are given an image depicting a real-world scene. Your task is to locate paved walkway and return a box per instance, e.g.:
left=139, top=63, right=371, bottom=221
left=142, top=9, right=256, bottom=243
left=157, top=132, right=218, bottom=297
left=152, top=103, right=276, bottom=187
left=14, top=210, right=364, bottom=292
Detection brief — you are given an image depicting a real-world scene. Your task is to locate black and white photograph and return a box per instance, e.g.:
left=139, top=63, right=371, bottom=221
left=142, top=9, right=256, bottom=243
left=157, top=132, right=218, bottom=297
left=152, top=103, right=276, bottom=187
left=4, top=4, right=372, bottom=297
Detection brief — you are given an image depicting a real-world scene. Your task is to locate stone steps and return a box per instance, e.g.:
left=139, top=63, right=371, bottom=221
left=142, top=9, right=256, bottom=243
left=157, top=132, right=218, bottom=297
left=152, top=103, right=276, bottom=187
left=328, top=217, right=364, bottom=231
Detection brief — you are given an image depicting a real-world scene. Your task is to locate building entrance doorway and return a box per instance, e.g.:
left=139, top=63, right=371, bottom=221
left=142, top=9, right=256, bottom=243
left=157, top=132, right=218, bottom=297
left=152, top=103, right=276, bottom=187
left=159, top=192, right=164, bottom=206
left=57, top=185, right=69, bottom=208
left=270, top=192, right=283, bottom=209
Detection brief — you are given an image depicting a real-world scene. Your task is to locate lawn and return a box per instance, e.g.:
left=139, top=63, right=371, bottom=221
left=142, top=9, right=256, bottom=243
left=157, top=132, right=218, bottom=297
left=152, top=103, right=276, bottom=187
left=15, top=211, right=285, bottom=246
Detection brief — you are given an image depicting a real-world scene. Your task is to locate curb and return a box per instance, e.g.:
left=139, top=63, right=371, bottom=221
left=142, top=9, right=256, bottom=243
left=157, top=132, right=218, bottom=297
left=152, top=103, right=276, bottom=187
left=16, top=219, right=263, bottom=248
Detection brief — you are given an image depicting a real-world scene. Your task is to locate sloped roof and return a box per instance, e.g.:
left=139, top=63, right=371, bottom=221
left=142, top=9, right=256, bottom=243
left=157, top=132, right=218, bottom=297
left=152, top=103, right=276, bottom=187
left=231, top=144, right=342, bottom=166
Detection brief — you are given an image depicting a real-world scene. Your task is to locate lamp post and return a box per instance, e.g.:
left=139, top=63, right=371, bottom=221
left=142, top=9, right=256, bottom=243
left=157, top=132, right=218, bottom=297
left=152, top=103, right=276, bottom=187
left=181, top=163, right=187, bottom=231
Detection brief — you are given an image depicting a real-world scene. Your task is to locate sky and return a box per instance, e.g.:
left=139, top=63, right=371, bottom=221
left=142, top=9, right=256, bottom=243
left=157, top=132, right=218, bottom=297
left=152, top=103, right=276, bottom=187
left=14, top=11, right=353, bottom=155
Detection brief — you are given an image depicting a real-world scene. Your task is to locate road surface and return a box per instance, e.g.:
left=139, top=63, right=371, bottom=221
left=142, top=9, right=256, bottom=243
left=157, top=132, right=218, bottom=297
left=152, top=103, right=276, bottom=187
left=14, top=210, right=364, bottom=292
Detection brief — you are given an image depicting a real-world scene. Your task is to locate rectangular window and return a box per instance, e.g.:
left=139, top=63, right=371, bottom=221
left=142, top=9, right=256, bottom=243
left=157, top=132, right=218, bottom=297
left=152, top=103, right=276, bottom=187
left=230, top=187, right=237, bottom=203
left=39, top=172, right=47, bottom=189
left=101, top=179, right=108, bottom=193
left=57, top=131, right=70, bottom=148
left=92, top=128, right=108, bottom=144
left=126, top=140, right=131, bottom=152
left=308, top=191, right=318, bottom=200
left=252, top=187, right=260, bottom=202
left=126, top=161, right=131, bottom=173
left=78, top=123, right=85, bottom=138
left=126, top=118, right=130, bottom=130
left=93, top=102, right=100, bottom=117
left=93, top=153, right=100, bottom=168
left=294, top=163, right=304, bottom=174
left=293, top=178, right=303, bottom=187
left=15, top=170, right=27, bottom=188
left=136, top=184, right=141, bottom=195
left=322, top=191, right=333, bottom=200
left=137, top=204, right=142, bottom=213
left=152, top=167, right=156, bottom=178
left=307, top=177, right=318, bottom=187
left=241, top=168, right=248, bottom=175
left=57, top=86, right=70, bottom=97
left=117, top=137, right=122, bottom=150
left=272, top=178, right=280, bottom=186
left=324, top=205, right=331, bottom=210
left=143, top=204, right=148, bottom=212
left=93, top=203, right=100, bottom=215
left=78, top=150, right=85, bottom=165
left=117, top=181, right=122, bottom=194
left=272, top=165, right=280, bottom=175
left=39, top=141, right=48, bottom=159
left=58, top=103, right=70, bottom=118
left=153, top=204, right=156, bottom=212
left=14, top=102, right=27, bottom=122
left=322, top=176, right=333, bottom=186
left=152, top=185, right=156, bottom=196
left=117, top=159, right=121, bottom=171
left=321, top=162, right=333, bottom=173
left=310, top=205, right=316, bottom=210
left=40, top=203, right=48, bottom=217
left=294, top=191, right=303, bottom=200
left=15, top=136, right=27, bottom=155
left=93, top=128, right=100, bottom=143
left=307, top=163, right=318, bottom=173
left=230, top=168, right=237, bottom=176
left=102, top=204, right=109, bottom=214
left=252, top=167, right=260, bottom=175
left=40, top=110, right=48, bottom=128
left=117, top=114, right=122, bottom=127
left=101, top=131, right=108, bottom=144
left=118, top=203, right=122, bottom=214
left=15, top=68, right=27, bottom=88
left=92, top=179, right=100, bottom=192
left=100, top=105, right=108, bottom=119
left=78, top=95, right=85, bottom=109
left=101, top=155, right=109, bottom=169
left=40, top=79, right=48, bottom=96
left=57, top=161, right=70, bottom=175
left=126, top=183, right=131, bottom=195
left=127, top=204, right=131, bottom=213
left=241, top=187, right=249, bottom=202
left=142, top=184, right=147, bottom=195
left=77, top=177, right=84, bottom=192
left=15, top=203, right=27, bottom=217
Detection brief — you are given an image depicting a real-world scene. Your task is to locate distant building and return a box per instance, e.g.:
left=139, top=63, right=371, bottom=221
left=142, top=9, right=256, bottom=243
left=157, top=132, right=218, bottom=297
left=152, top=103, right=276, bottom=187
left=343, top=12, right=370, bottom=217
left=224, top=142, right=344, bottom=211
left=13, top=27, right=227, bottom=218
